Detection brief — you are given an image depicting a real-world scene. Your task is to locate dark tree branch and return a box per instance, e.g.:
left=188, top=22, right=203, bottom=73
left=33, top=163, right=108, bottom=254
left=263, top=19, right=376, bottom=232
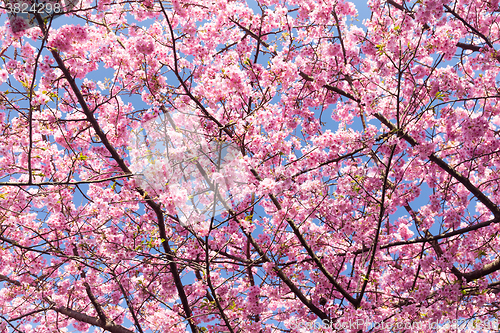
left=245, top=164, right=358, bottom=305
left=35, top=13, right=199, bottom=333
left=356, top=145, right=396, bottom=304
left=0, top=274, right=21, bottom=286
left=204, top=234, right=236, bottom=333
left=240, top=226, right=330, bottom=320
left=443, top=5, right=495, bottom=49
left=456, top=42, right=481, bottom=52
left=52, top=305, right=135, bottom=333
left=0, top=174, right=133, bottom=186
left=113, top=273, right=145, bottom=333
left=374, top=113, right=500, bottom=219
left=386, top=1, right=499, bottom=60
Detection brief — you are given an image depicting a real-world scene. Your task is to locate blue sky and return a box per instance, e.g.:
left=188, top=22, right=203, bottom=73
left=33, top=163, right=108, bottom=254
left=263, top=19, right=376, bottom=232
left=0, top=1, right=476, bottom=332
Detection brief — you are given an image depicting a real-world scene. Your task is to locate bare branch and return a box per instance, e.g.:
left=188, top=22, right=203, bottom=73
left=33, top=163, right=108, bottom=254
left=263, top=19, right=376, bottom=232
left=52, top=305, right=135, bottom=333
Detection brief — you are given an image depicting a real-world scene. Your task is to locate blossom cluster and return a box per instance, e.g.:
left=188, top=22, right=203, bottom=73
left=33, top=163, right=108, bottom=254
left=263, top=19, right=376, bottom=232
left=1, top=0, right=500, bottom=332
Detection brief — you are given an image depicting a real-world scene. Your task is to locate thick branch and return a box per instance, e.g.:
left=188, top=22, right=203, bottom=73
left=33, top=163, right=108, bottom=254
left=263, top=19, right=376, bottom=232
left=230, top=18, right=273, bottom=51
left=291, top=147, right=364, bottom=178
left=299, top=72, right=360, bottom=102
left=404, top=203, right=500, bottom=282
left=374, top=113, right=500, bottom=219
left=70, top=247, right=111, bottom=326
left=462, top=258, right=500, bottom=281
left=443, top=5, right=494, bottom=49
left=240, top=227, right=329, bottom=320
left=456, top=42, right=481, bottom=52
left=387, top=1, right=498, bottom=59
left=204, top=235, right=236, bottom=333
left=113, top=273, right=145, bottom=333
left=53, top=305, right=135, bottom=333
left=347, top=217, right=498, bottom=253
left=35, top=15, right=199, bottom=333
left=83, top=280, right=108, bottom=325
left=0, top=274, right=21, bottom=286
left=0, top=174, right=133, bottom=187
left=357, top=145, right=396, bottom=304
left=244, top=166, right=358, bottom=305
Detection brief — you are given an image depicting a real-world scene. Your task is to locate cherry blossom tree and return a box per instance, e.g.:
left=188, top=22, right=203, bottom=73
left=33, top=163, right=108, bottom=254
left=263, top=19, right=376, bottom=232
left=1, top=0, right=500, bottom=332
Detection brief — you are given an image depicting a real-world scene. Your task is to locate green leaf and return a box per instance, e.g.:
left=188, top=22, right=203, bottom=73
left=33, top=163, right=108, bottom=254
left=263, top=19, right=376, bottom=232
left=376, top=44, right=385, bottom=55
left=475, top=249, right=487, bottom=258
left=435, top=91, right=445, bottom=101
left=77, top=153, right=88, bottom=160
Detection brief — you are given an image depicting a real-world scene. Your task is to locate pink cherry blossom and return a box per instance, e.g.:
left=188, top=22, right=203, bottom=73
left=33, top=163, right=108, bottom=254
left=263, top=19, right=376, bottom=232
left=0, top=69, right=8, bottom=84
left=0, top=0, right=500, bottom=332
